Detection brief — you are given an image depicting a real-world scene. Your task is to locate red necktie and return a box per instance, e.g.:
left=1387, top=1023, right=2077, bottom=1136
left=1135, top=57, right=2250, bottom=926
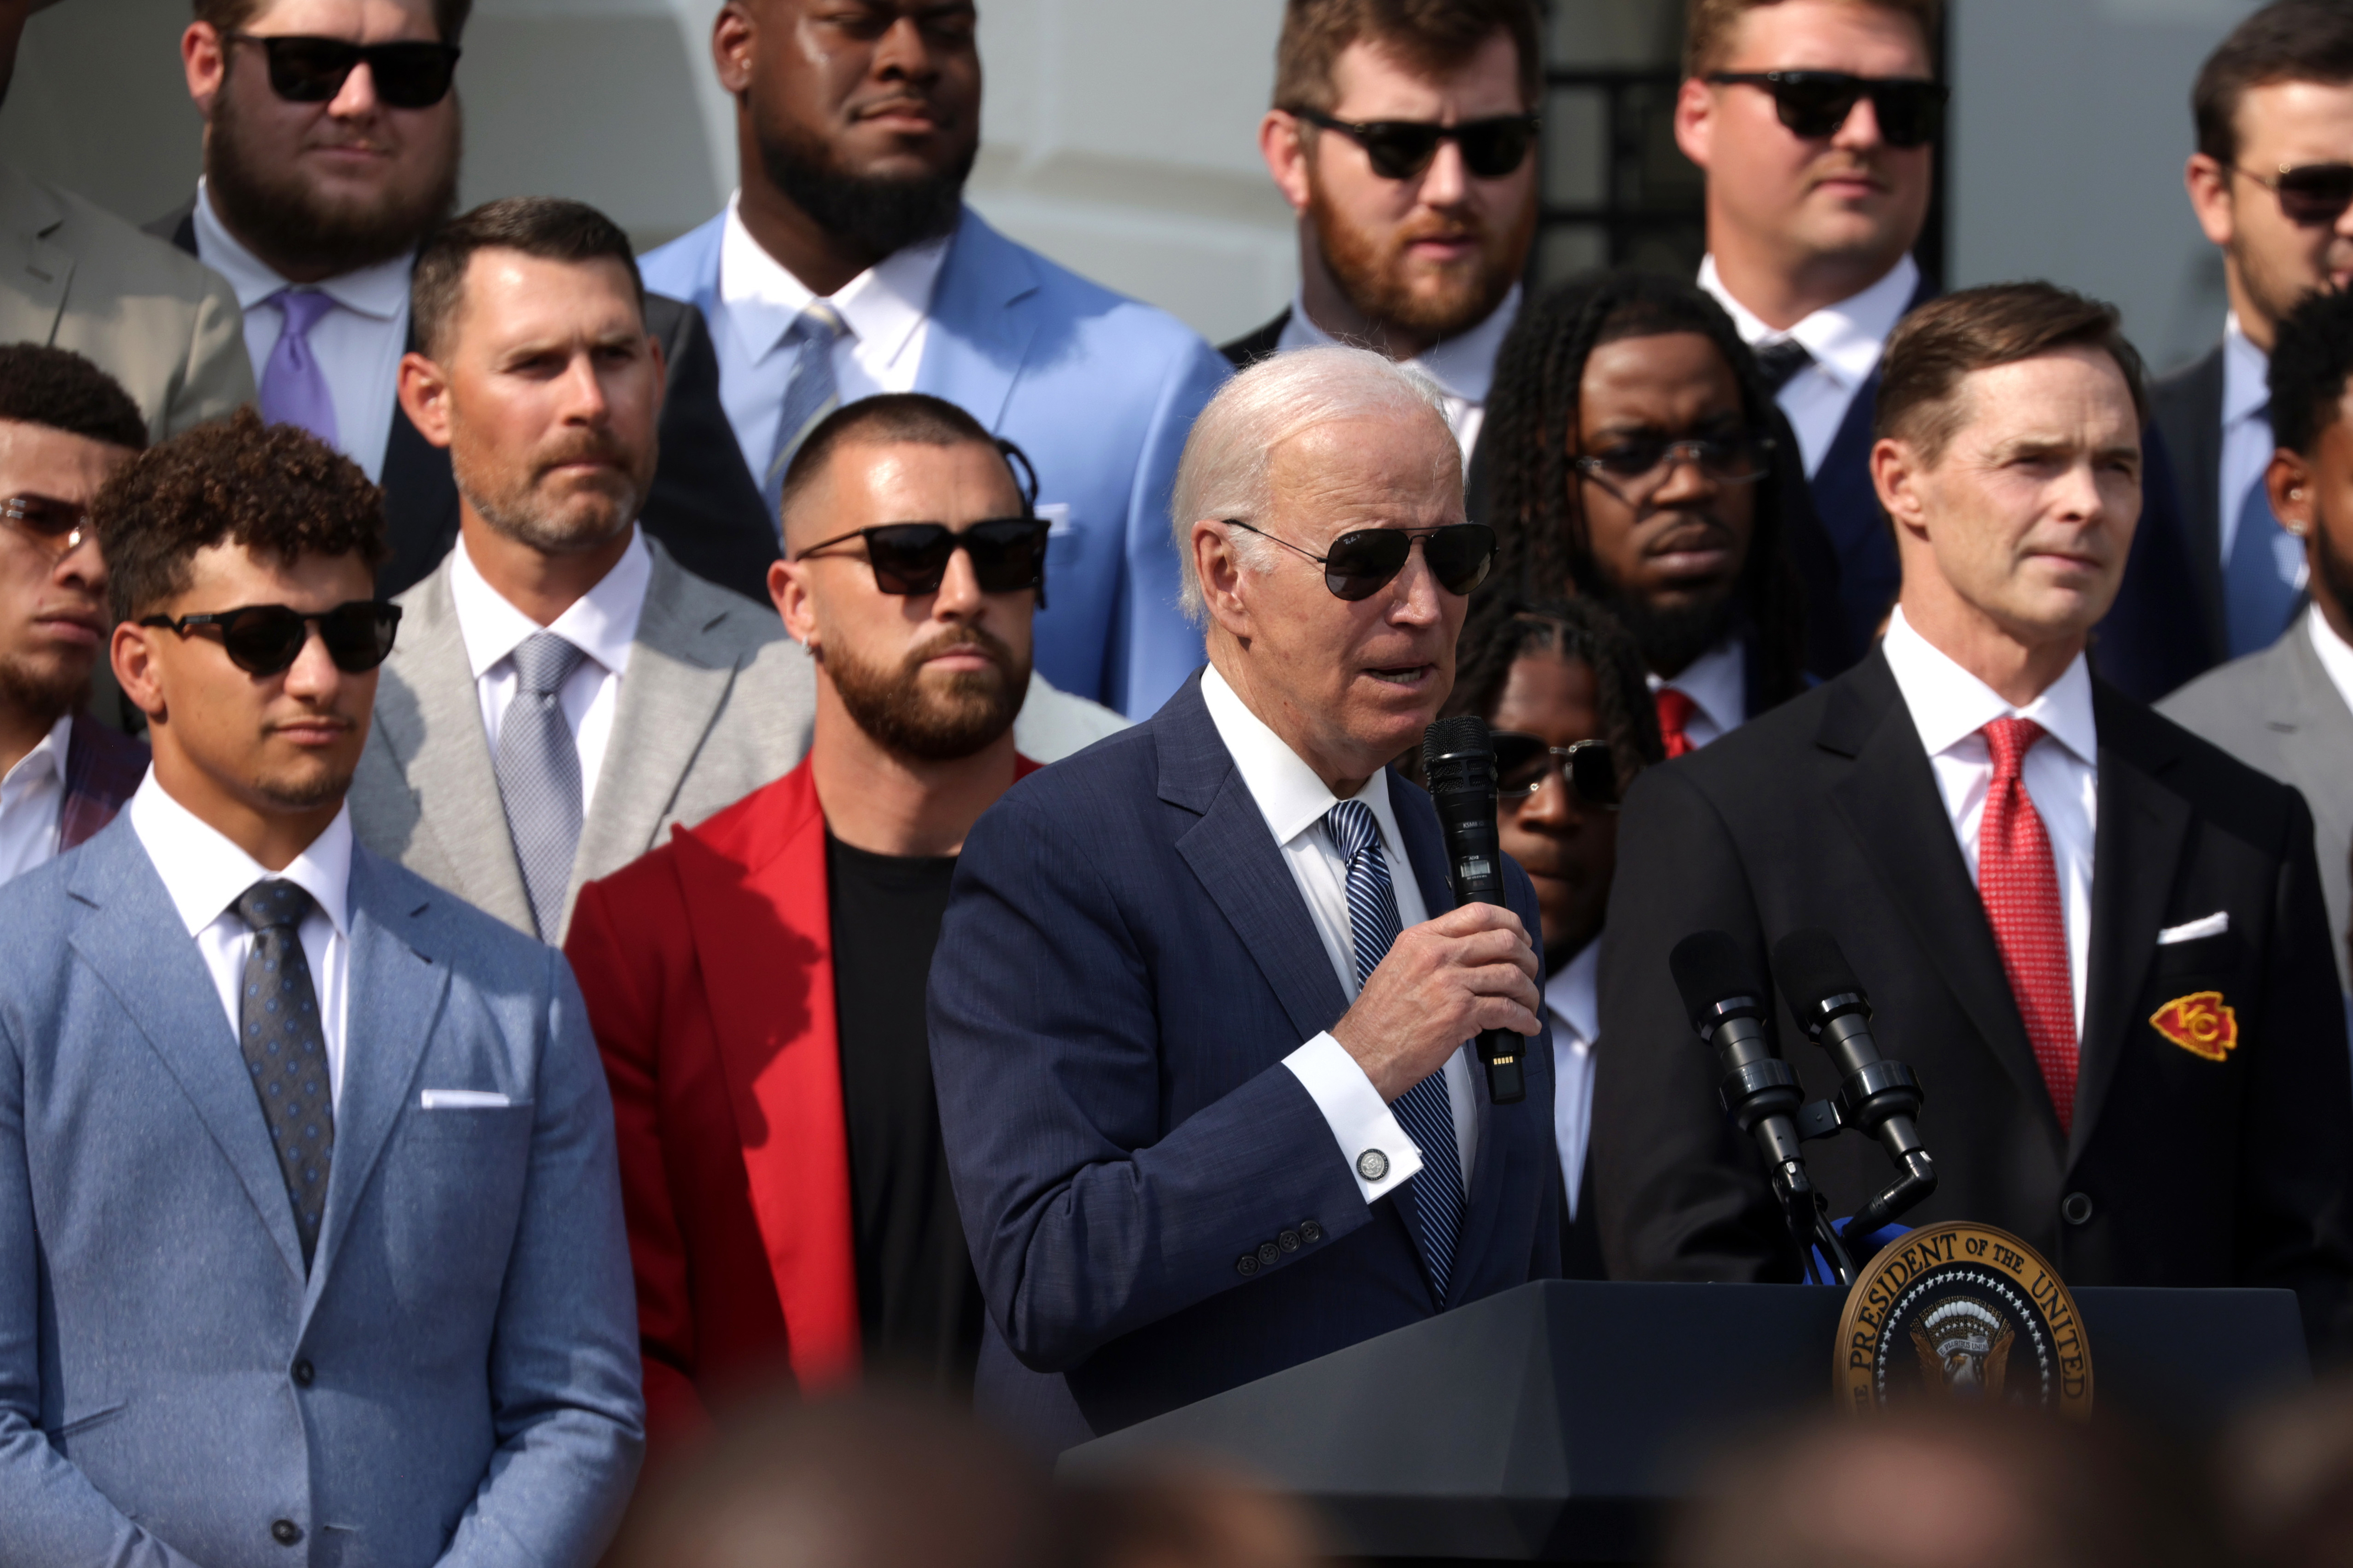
left=1977, top=717, right=2077, bottom=1132
left=1655, top=688, right=1698, bottom=759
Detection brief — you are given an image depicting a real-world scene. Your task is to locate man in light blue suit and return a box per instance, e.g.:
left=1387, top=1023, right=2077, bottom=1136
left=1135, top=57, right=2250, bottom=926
left=0, top=410, right=642, bottom=1566
left=642, top=0, right=1230, bottom=719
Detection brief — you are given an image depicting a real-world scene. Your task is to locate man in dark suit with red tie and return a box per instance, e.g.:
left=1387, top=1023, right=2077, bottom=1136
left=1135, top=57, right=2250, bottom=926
left=1592, top=282, right=2353, bottom=1352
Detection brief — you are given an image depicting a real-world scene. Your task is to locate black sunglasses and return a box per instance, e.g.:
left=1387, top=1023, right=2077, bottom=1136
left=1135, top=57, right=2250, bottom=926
left=226, top=32, right=462, bottom=109
left=0, top=495, right=92, bottom=560
left=1707, top=71, right=1947, bottom=148
left=2231, top=161, right=2353, bottom=228
left=1491, top=732, right=1620, bottom=809
left=795, top=518, right=1053, bottom=602
left=139, top=600, right=402, bottom=676
left=1574, top=433, right=1777, bottom=492
left=1286, top=106, right=1541, bottom=181
left=1224, top=520, right=1496, bottom=601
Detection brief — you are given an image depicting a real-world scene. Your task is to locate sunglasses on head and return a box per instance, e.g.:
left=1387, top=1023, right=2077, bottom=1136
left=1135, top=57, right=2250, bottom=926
left=1286, top=105, right=1541, bottom=181
left=1706, top=71, right=1947, bottom=148
left=2231, top=161, right=2353, bottom=228
left=794, top=518, right=1054, bottom=601
left=1224, top=520, right=1497, bottom=601
left=0, top=495, right=92, bottom=560
left=1490, top=732, right=1620, bottom=809
left=226, top=32, right=462, bottom=109
left=139, top=600, right=402, bottom=676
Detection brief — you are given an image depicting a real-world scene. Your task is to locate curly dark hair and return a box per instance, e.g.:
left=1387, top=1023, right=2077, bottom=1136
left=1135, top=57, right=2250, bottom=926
left=0, top=345, right=147, bottom=451
left=94, top=408, right=386, bottom=626
left=1481, top=268, right=1814, bottom=710
left=2262, top=288, right=2353, bottom=456
left=1444, top=597, right=1666, bottom=797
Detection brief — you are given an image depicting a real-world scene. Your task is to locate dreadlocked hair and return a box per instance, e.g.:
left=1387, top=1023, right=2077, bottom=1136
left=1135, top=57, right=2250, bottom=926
left=1481, top=268, right=1812, bottom=709
left=1444, top=596, right=1665, bottom=798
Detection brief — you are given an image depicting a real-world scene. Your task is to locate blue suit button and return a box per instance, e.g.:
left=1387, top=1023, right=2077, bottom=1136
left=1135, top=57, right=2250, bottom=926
left=1300, top=1220, right=1323, bottom=1243
left=1257, top=1241, right=1280, bottom=1266
left=1235, top=1253, right=1260, bottom=1277
left=271, top=1520, right=302, bottom=1546
left=1278, top=1229, right=1301, bottom=1252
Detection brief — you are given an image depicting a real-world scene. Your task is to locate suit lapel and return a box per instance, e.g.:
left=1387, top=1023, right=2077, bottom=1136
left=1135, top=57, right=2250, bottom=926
left=2270, top=625, right=2353, bottom=818
left=0, top=168, right=71, bottom=349
left=2156, top=346, right=2228, bottom=648
left=915, top=209, right=1042, bottom=433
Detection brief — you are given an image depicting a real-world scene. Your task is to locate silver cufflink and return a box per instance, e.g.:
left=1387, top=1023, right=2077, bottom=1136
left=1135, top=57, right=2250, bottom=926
left=1357, top=1149, right=1389, bottom=1182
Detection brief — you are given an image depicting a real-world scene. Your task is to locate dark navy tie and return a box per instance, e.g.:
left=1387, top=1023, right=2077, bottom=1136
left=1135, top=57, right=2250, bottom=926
left=2225, top=465, right=2302, bottom=657
left=1326, top=799, right=1462, bottom=1300
left=1754, top=337, right=1814, bottom=395
left=234, top=879, right=334, bottom=1271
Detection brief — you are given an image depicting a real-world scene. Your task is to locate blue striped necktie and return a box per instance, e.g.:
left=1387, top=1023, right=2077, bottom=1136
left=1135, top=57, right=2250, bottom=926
left=1326, top=798, right=1462, bottom=1300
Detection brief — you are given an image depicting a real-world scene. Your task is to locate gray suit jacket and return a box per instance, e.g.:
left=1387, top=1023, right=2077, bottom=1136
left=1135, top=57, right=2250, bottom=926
left=0, top=164, right=252, bottom=441
left=350, top=535, right=816, bottom=940
left=2159, top=617, right=2353, bottom=992
left=0, top=819, right=642, bottom=1567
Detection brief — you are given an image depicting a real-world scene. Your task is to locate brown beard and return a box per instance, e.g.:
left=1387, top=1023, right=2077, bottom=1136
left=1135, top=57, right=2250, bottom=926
left=825, top=623, right=1029, bottom=763
left=451, top=425, right=649, bottom=558
left=1307, top=164, right=1533, bottom=344
left=0, top=651, right=86, bottom=731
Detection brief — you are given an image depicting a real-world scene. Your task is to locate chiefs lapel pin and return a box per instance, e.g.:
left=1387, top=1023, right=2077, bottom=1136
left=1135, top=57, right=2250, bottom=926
left=2151, top=991, right=2238, bottom=1062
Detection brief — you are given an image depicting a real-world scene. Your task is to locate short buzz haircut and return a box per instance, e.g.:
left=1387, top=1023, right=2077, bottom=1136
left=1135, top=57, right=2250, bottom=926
left=2268, top=288, right=2353, bottom=456
left=1683, top=0, right=1942, bottom=79
left=194, top=0, right=473, bottom=46
left=1874, top=282, right=2149, bottom=466
left=777, top=393, right=1022, bottom=536
left=2193, top=0, right=2353, bottom=168
left=0, top=345, right=148, bottom=451
left=409, top=197, right=644, bottom=361
left=94, top=407, right=386, bottom=626
left=1274, top=0, right=1544, bottom=115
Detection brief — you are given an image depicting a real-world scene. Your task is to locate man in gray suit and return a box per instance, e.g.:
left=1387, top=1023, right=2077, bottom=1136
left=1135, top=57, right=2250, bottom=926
left=0, top=408, right=641, bottom=1564
left=348, top=198, right=817, bottom=943
left=2163, top=285, right=2353, bottom=996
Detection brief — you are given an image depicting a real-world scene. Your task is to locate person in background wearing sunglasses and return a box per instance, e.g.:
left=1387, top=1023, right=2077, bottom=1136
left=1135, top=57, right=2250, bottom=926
left=929, top=345, right=1558, bottom=1449
left=562, top=393, right=1112, bottom=1453
left=0, top=406, right=644, bottom=1566
left=1231, top=0, right=1540, bottom=483
left=0, top=346, right=149, bottom=888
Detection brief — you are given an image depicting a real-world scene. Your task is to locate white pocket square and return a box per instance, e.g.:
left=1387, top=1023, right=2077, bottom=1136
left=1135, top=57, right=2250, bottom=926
left=419, top=1089, right=512, bottom=1109
left=2158, top=912, right=2229, bottom=945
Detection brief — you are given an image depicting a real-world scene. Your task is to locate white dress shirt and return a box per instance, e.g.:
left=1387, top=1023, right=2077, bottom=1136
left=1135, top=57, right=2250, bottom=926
left=1544, top=940, right=1599, bottom=1220
left=1646, top=635, right=1747, bottom=750
left=1699, top=252, right=1919, bottom=479
left=2219, top=312, right=2290, bottom=571
left=2305, top=602, right=2353, bottom=718
left=1277, top=284, right=1521, bottom=465
left=126, top=773, right=354, bottom=1105
left=192, top=179, right=411, bottom=484
left=0, top=712, right=71, bottom=885
left=1199, top=665, right=1480, bottom=1204
left=1881, top=608, right=2098, bottom=1037
left=712, top=191, right=951, bottom=487
left=448, top=529, right=650, bottom=818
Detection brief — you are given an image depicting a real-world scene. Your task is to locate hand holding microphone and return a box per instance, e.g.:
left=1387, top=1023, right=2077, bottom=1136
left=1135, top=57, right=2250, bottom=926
left=1331, top=902, right=1541, bottom=1103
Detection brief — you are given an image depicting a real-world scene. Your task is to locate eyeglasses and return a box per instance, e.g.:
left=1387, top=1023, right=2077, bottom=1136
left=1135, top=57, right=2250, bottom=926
left=1491, top=732, right=1620, bottom=808
left=1705, top=71, right=1948, bottom=148
left=226, top=32, right=462, bottom=109
left=0, top=495, right=93, bottom=561
left=138, top=600, right=402, bottom=676
left=1223, top=520, right=1497, bottom=601
left=1574, top=434, right=1777, bottom=495
left=794, top=518, right=1054, bottom=600
left=2229, top=161, right=2353, bottom=228
left=1285, top=106, right=1542, bottom=181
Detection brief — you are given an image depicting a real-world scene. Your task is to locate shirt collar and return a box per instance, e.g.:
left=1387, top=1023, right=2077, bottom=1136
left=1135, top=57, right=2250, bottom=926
left=449, top=528, right=651, bottom=683
left=1880, top=605, right=2098, bottom=766
left=1544, top=938, right=1600, bottom=1048
left=126, top=771, right=353, bottom=940
left=2224, top=311, right=2272, bottom=426
left=192, top=179, right=412, bottom=321
left=1276, top=284, right=1522, bottom=406
left=0, top=712, right=71, bottom=803
left=1200, top=662, right=1405, bottom=850
left=1647, top=635, right=1747, bottom=738
left=1696, top=252, right=1918, bottom=392
left=716, top=190, right=951, bottom=373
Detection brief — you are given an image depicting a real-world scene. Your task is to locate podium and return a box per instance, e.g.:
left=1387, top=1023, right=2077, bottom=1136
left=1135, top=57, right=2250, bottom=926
left=1059, top=1279, right=2310, bottom=1563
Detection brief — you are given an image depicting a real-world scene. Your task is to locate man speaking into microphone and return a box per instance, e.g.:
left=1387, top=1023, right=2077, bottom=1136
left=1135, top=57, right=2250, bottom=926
left=930, top=346, right=1558, bottom=1447
left=1594, top=283, right=2353, bottom=1353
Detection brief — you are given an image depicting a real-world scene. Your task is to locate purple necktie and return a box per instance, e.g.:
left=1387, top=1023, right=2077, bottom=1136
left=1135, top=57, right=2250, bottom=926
left=258, top=289, right=340, bottom=449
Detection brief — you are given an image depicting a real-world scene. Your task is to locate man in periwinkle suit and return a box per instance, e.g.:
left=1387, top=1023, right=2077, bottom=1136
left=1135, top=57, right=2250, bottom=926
left=0, top=409, right=641, bottom=1564
left=931, top=346, right=1559, bottom=1447
left=643, top=0, right=1231, bottom=718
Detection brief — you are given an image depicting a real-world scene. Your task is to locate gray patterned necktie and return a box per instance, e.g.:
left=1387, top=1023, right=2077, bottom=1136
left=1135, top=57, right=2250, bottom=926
left=233, top=879, right=334, bottom=1272
left=761, top=300, right=846, bottom=529
left=495, top=631, right=588, bottom=939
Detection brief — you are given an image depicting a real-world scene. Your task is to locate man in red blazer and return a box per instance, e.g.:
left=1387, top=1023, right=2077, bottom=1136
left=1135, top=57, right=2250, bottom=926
left=566, top=393, right=1050, bottom=1450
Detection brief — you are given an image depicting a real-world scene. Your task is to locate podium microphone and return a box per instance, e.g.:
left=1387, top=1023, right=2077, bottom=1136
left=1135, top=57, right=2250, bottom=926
left=1421, top=715, right=1526, bottom=1104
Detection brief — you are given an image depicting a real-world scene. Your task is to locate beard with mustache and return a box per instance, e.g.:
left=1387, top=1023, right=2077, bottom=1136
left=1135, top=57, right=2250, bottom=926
left=825, top=623, right=1029, bottom=763
left=0, top=649, right=88, bottom=731
left=752, top=99, right=975, bottom=261
left=452, top=425, right=651, bottom=557
left=1307, top=161, right=1533, bottom=345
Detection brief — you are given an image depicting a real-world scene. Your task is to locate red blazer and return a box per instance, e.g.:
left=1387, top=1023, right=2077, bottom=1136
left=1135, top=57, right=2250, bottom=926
left=564, top=752, right=1038, bottom=1452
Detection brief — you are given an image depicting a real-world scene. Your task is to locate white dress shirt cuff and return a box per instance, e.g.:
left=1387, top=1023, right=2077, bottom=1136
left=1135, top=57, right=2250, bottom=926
left=1284, top=1032, right=1425, bottom=1202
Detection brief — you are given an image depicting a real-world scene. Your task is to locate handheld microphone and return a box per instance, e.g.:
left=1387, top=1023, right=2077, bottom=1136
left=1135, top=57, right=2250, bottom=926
left=1421, top=715, right=1526, bottom=1104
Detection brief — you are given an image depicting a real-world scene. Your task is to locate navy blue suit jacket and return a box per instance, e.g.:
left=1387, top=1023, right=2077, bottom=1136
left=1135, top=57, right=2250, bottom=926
left=929, top=673, right=1561, bottom=1446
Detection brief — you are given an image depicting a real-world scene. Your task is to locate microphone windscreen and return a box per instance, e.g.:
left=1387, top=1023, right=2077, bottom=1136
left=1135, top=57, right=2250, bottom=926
left=1668, top=930, right=1762, bottom=1027
left=1421, top=715, right=1492, bottom=793
left=1771, top=928, right=1865, bottom=1012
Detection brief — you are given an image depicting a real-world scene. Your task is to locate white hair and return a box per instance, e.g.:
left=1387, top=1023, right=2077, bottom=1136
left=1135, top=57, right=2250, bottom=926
left=1170, top=344, right=1459, bottom=623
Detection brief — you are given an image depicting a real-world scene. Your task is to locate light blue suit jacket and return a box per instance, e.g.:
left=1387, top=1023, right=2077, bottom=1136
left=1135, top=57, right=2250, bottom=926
left=0, top=818, right=644, bottom=1567
left=642, top=206, right=1230, bottom=718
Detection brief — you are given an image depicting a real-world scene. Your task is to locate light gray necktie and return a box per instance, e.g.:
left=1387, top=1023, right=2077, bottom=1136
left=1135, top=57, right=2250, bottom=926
left=761, top=300, right=847, bottom=529
left=495, top=631, right=588, bottom=939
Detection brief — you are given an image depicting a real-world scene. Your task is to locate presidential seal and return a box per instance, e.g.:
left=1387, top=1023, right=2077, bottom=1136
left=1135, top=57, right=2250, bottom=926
left=1834, top=1220, right=2092, bottom=1418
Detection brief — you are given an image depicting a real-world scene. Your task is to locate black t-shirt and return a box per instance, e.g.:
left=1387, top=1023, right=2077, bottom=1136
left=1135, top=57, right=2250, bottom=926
left=825, top=831, right=987, bottom=1392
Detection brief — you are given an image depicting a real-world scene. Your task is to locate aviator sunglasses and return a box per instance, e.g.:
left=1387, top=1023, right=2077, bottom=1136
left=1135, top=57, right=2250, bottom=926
left=1285, top=106, right=1541, bottom=181
left=226, top=32, right=462, bottom=109
left=0, top=495, right=92, bottom=561
left=1706, top=71, right=1948, bottom=148
left=1490, top=732, right=1621, bottom=809
left=2230, top=161, right=2353, bottom=228
left=1222, top=520, right=1497, bottom=601
left=138, top=601, right=403, bottom=677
